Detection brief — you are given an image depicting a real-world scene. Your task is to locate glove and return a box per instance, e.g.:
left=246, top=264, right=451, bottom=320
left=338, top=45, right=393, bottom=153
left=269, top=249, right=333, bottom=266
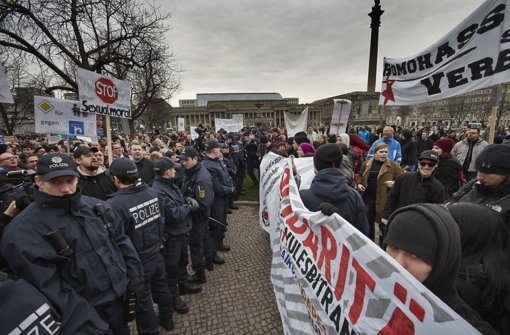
left=186, top=197, right=200, bottom=212
left=319, top=202, right=340, bottom=216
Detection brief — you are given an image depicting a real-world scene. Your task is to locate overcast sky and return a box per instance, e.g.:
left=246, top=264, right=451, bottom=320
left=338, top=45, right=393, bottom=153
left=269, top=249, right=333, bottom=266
left=156, top=0, right=484, bottom=106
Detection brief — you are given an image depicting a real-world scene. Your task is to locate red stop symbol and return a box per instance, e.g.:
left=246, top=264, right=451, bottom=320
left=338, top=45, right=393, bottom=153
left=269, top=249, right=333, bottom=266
left=95, top=77, right=118, bottom=104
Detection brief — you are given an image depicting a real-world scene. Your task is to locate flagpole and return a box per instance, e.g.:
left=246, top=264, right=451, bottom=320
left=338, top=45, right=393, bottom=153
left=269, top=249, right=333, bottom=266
left=488, top=85, right=501, bottom=144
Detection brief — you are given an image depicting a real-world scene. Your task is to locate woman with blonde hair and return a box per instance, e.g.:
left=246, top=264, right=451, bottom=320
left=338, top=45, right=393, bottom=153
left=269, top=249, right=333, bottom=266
left=357, top=142, right=402, bottom=244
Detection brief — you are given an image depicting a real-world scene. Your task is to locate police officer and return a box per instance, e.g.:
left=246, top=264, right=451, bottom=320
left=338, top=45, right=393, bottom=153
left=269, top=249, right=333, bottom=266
left=179, top=147, right=214, bottom=284
left=202, top=139, right=236, bottom=264
left=106, top=158, right=174, bottom=333
left=1, top=153, right=144, bottom=334
left=152, top=157, right=202, bottom=315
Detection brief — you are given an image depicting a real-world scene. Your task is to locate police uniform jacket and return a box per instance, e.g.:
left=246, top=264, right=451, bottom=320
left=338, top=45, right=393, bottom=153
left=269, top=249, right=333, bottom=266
left=202, top=156, right=234, bottom=220
left=383, top=171, right=445, bottom=220
left=0, top=276, right=62, bottom=335
left=107, top=183, right=164, bottom=260
left=152, top=175, right=192, bottom=236
left=1, top=189, right=144, bottom=334
left=181, top=162, right=214, bottom=225
left=78, top=167, right=117, bottom=200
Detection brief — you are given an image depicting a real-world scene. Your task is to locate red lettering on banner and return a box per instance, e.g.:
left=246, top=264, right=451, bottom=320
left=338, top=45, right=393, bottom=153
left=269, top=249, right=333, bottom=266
left=349, top=259, right=376, bottom=325
left=334, top=245, right=350, bottom=300
left=280, top=167, right=290, bottom=197
left=302, top=230, right=319, bottom=260
left=317, top=225, right=337, bottom=283
left=378, top=308, right=415, bottom=335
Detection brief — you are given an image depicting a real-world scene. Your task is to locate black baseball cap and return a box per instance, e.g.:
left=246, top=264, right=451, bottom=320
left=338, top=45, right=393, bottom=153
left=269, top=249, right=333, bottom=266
left=73, top=146, right=98, bottom=158
left=154, top=157, right=181, bottom=174
left=179, top=147, right=199, bottom=159
left=418, top=150, right=439, bottom=163
left=37, top=153, right=79, bottom=181
left=109, top=158, right=138, bottom=176
left=205, top=139, right=226, bottom=151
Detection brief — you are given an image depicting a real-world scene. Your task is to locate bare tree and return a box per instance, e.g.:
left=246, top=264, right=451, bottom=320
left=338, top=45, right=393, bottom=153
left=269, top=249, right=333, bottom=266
left=0, top=52, right=48, bottom=134
left=0, top=0, right=179, bottom=129
left=140, top=97, right=172, bottom=131
left=445, top=97, right=471, bottom=126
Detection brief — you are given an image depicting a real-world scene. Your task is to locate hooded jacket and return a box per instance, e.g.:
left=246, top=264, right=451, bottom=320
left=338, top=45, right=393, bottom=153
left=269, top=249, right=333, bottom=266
left=386, top=204, right=498, bottom=335
left=300, top=168, right=368, bottom=235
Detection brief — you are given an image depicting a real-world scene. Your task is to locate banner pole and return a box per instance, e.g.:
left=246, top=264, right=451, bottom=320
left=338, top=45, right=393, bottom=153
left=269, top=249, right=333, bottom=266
left=106, top=115, right=113, bottom=165
left=488, top=85, right=502, bottom=144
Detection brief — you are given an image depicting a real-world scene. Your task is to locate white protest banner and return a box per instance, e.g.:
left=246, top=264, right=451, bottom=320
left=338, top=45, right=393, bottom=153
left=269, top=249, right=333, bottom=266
left=34, top=96, right=97, bottom=137
left=261, top=154, right=479, bottom=334
left=47, top=134, right=62, bottom=144
left=214, top=117, right=243, bottom=132
left=329, top=99, right=351, bottom=135
left=380, top=0, right=510, bottom=106
left=190, top=126, right=199, bottom=140
left=232, top=113, right=244, bottom=125
left=76, top=67, right=132, bottom=118
left=259, top=153, right=315, bottom=234
left=178, top=117, right=185, bottom=132
left=0, top=65, right=14, bottom=104
left=284, top=107, right=308, bottom=137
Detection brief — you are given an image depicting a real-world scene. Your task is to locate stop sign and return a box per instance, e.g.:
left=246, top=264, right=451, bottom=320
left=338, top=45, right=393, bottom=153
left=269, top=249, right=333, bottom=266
left=95, top=77, right=118, bottom=104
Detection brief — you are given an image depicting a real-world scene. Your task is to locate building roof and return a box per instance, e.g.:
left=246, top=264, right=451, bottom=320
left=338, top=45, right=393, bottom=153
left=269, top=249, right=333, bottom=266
left=196, top=93, right=283, bottom=107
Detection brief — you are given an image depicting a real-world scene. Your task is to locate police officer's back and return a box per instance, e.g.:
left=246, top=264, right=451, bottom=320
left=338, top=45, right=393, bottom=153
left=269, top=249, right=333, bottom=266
left=106, top=158, right=174, bottom=332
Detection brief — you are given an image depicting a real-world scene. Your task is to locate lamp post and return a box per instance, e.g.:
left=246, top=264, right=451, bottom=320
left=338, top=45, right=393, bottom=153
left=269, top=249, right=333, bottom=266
left=367, top=0, right=384, bottom=93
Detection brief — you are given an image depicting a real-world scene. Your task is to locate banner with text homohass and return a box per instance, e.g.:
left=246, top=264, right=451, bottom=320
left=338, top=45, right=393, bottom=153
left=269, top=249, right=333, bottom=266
left=76, top=67, right=132, bottom=118
left=34, top=96, right=97, bottom=137
left=380, top=0, right=510, bottom=106
left=260, top=153, right=479, bottom=335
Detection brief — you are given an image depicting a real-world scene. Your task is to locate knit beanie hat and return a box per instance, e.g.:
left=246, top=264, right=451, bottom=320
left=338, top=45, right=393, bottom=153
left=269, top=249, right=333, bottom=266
left=313, top=143, right=343, bottom=171
left=475, top=143, right=510, bottom=175
left=384, top=209, right=438, bottom=266
left=433, top=138, right=455, bottom=154
left=299, top=143, right=315, bottom=154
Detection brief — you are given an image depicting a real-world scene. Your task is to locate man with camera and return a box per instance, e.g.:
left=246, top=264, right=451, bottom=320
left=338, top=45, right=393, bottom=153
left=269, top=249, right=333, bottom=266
left=1, top=153, right=144, bottom=334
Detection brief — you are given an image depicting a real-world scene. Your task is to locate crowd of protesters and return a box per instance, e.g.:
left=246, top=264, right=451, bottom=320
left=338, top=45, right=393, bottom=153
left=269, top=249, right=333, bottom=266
left=0, top=121, right=508, bottom=334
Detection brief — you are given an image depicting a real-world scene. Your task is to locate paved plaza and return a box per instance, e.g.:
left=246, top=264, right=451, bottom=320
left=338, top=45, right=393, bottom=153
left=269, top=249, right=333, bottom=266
left=131, top=204, right=283, bottom=335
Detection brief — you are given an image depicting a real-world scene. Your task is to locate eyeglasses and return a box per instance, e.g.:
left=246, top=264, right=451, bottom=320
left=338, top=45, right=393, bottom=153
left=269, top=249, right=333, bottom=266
left=419, top=161, right=436, bottom=168
left=0, top=156, right=16, bottom=161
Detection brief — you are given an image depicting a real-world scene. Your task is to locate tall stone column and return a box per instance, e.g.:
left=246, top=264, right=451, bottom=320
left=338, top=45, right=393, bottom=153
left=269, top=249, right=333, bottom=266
left=367, top=0, right=384, bottom=93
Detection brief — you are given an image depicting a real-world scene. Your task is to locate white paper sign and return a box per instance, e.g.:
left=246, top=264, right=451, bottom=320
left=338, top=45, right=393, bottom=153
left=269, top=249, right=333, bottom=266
left=214, top=117, right=243, bottom=132
left=329, top=99, right=351, bottom=135
left=178, top=117, right=185, bottom=132
left=76, top=67, right=132, bottom=118
left=34, top=96, right=97, bottom=137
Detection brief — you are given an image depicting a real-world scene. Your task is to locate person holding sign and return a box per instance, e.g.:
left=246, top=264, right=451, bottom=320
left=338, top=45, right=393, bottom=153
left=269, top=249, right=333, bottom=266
left=384, top=203, right=498, bottom=334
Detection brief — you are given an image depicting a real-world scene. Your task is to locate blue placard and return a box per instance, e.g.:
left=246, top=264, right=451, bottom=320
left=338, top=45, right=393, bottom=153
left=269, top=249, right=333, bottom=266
left=69, top=121, right=85, bottom=135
